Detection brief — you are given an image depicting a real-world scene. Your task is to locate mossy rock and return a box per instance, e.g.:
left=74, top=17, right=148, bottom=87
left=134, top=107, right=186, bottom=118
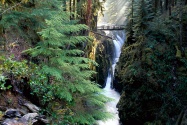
left=142, top=47, right=153, bottom=64
left=177, top=66, right=186, bottom=72
left=145, top=53, right=152, bottom=66
left=0, top=111, right=3, bottom=120
left=144, top=121, right=162, bottom=125
left=175, top=45, right=182, bottom=58
left=144, top=48, right=153, bottom=53
left=142, top=53, right=146, bottom=62
left=156, top=43, right=167, bottom=55
left=177, top=73, right=187, bottom=76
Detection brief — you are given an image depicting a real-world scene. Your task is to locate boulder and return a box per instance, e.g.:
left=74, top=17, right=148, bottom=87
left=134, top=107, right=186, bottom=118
left=23, top=103, right=40, bottom=113
left=4, top=109, right=21, bottom=118
left=19, top=113, right=38, bottom=124
left=38, top=116, right=50, bottom=124
left=1, top=113, right=49, bottom=125
left=16, top=107, right=29, bottom=115
left=1, top=118, right=27, bottom=125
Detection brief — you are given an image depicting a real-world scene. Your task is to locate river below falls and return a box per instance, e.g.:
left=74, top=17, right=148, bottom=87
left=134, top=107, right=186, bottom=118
left=97, top=74, right=120, bottom=125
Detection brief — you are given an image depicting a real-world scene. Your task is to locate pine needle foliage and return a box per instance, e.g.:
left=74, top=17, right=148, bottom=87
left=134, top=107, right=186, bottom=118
left=132, top=0, right=154, bottom=40
left=25, top=3, right=111, bottom=124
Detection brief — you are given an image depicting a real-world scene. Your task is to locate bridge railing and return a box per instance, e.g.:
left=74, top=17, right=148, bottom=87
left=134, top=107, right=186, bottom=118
left=97, top=25, right=125, bottom=30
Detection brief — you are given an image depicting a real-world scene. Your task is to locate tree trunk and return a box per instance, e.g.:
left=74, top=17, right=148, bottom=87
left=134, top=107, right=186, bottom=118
left=169, top=0, right=172, bottom=16
left=72, top=0, right=77, bottom=19
left=62, top=0, right=66, bottom=10
left=87, top=0, right=92, bottom=28
left=186, top=25, right=187, bottom=46
left=154, top=0, right=160, bottom=12
left=132, top=0, right=134, bottom=25
left=165, top=0, right=168, bottom=10
left=169, top=6, right=171, bottom=16
left=179, top=2, right=183, bottom=53
left=171, top=0, right=175, bottom=6
left=70, top=0, right=72, bottom=19
left=160, top=0, right=163, bottom=13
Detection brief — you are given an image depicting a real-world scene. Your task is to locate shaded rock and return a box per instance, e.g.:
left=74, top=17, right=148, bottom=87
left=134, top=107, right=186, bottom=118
left=1, top=118, right=27, bottom=125
left=4, top=109, right=21, bottom=118
left=1, top=113, right=48, bottom=125
left=0, top=106, right=7, bottom=112
left=39, top=118, right=49, bottom=124
left=23, top=103, right=40, bottom=113
left=32, top=114, right=49, bottom=124
left=16, top=107, right=29, bottom=115
left=19, top=113, right=38, bottom=124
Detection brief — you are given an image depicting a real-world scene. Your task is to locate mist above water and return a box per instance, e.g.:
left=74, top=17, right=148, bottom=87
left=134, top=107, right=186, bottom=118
left=98, top=0, right=129, bottom=26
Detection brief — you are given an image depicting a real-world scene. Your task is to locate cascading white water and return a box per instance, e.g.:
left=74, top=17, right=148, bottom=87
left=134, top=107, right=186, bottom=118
left=97, top=0, right=128, bottom=124
left=97, top=73, right=120, bottom=125
left=98, top=31, right=125, bottom=125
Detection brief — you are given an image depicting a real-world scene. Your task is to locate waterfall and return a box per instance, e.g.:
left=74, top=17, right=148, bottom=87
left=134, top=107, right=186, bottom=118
left=97, top=0, right=128, bottom=124
left=98, top=31, right=125, bottom=125
left=112, top=31, right=125, bottom=76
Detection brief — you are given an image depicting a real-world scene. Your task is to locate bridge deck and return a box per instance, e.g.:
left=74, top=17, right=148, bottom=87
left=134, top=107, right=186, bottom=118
left=97, top=25, right=125, bottom=30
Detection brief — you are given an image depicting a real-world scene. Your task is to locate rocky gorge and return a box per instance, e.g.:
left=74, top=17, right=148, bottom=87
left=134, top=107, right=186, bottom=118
left=0, top=0, right=187, bottom=124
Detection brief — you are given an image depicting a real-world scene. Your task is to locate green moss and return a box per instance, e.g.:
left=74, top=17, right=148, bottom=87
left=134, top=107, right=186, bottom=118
left=145, top=53, right=152, bottom=66
left=0, top=111, right=3, bottom=120
left=175, top=45, right=182, bottom=58
left=144, top=48, right=153, bottom=53
left=177, top=66, right=186, bottom=72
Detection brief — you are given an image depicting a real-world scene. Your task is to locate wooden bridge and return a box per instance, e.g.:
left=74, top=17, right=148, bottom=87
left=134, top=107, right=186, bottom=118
left=97, top=25, right=125, bottom=30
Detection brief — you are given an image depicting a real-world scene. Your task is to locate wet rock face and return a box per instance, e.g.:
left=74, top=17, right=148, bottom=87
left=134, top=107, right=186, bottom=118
left=95, top=38, right=114, bottom=88
left=113, top=72, right=123, bottom=93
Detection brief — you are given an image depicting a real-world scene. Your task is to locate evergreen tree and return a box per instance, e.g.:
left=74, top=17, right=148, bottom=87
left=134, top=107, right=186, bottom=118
left=117, top=0, right=187, bottom=124
left=25, top=3, right=111, bottom=124
left=132, top=0, right=154, bottom=40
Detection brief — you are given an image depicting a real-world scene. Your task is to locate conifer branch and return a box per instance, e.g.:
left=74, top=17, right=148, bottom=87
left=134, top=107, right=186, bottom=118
left=0, top=1, right=22, bottom=16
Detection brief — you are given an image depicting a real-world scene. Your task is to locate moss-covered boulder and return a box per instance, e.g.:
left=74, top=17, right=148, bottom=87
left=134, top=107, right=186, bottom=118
left=0, top=111, right=3, bottom=121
